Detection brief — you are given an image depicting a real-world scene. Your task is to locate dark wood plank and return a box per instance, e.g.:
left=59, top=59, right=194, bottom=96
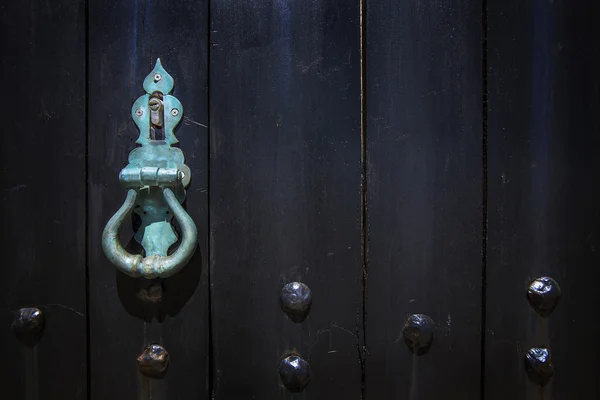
left=209, top=0, right=363, bottom=397
left=486, top=1, right=600, bottom=398
left=0, top=1, right=87, bottom=398
left=87, top=1, right=209, bottom=398
left=364, top=0, right=483, bottom=398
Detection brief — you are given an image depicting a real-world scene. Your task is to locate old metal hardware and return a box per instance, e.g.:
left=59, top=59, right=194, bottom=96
left=12, top=307, right=45, bottom=347
left=102, top=59, right=197, bottom=279
left=525, top=277, right=560, bottom=386
left=527, top=276, right=561, bottom=318
left=279, top=281, right=312, bottom=323
left=403, top=313, right=435, bottom=355
left=279, top=354, right=312, bottom=393
left=138, top=344, right=170, bottom=377
left=525, top=347, right=554, bottom=386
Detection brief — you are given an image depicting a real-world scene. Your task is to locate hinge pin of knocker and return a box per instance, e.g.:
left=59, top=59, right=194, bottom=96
left=102, top=59, right=197, bottom=279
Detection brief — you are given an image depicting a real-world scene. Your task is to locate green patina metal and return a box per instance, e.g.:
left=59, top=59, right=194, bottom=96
left=102, top=59, right=197, bottom=279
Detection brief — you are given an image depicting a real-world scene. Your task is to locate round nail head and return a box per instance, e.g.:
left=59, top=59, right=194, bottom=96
left=280, top=282, right=312, bottom=323
left=136, top=280, right=164, bottom=304
left=527, top=276, right=561, bottom=318
left=525, top=347, right=554, bottom=386
left=12, top=307, right=45, bottom=346
left=137, top=344, right=170, bottom=377
left=279, top=355, right=311, bottom=393
left=403, top=313, right=435, bottom=355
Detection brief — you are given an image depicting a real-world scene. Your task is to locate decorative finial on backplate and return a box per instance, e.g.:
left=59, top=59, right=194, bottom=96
left=143, top=58, right=175, bottom=94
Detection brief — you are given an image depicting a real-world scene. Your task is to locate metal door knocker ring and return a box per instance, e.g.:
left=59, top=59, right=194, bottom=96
left=102, top=59, right=197, bottom=279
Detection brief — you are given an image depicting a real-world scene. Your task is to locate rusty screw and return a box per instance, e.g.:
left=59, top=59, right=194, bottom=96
left=12, top=307, right=45, bottom=347
left=137, top=344, right=170, bottom=378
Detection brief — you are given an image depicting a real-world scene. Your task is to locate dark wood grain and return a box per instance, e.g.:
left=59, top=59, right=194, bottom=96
left=486, top=1, right=600, bottom=398
left=0, top=1, right=87, bottom=398
left=87, top=1, right=209, bottom=398
left=209, top=0, right=363, bottom=398
left=364, top=0, right=483, bottom=398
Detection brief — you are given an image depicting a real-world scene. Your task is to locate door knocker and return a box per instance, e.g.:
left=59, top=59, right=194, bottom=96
left=102, top=59, right=197, bottom=279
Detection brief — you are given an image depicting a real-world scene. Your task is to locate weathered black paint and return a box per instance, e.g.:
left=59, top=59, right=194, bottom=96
left=0, top=0, right=87, bottom=397
left=364, top=0, right=483, bottom=397
left=3, top=0, right=600, bottom=398
left=209, top=0, right=363, bottom=397
left=87, top=0, right=209, bottom=398
left=486, top=0, right=600, bottom=398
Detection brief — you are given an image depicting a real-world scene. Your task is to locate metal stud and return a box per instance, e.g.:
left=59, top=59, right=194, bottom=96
left=525, top=347, right=554, bottom=386
left=279, top=354, right=311, bottom=393
left=137, top=344, right=170, bottom=378
left=280, top=282, right=312, bottom=323
left=136, top=279, right=164, bottom=304
left=527, top=276, right=561, bottom=318
left=402, top=313, right=435, bottom=355
left=12, top=307, right=45, bottom=347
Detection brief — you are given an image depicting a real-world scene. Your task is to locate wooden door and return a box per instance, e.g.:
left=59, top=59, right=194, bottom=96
left=1, top=0, right=599, bottom=399
left=485, top=1, right=600, bottom=398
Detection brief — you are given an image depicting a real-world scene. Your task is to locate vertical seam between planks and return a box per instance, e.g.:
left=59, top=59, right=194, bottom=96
left=207, top=0, right=215, bottom=398
left=480, top=0, right=489, bottom=398
left=84, top=0, right=91, bottom=397
left=359, top=0, right=368, bottom=398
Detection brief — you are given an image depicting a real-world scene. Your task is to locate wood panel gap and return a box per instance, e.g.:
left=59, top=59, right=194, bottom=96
left=480, top=0, right=489, bottom=398
left=207, top=0, right=214, bottom=396
left=360, top=0, right=368, bottom=397
left=84, top=0, right=91, bottom=397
